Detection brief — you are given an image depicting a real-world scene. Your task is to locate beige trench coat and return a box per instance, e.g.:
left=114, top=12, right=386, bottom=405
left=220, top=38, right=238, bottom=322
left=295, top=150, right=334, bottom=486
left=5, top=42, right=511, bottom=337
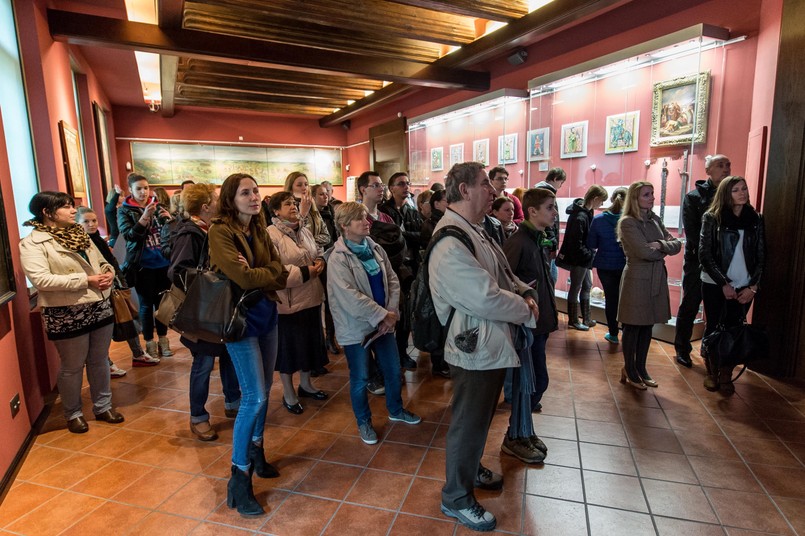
left=617, top=211, right=682, bottom=325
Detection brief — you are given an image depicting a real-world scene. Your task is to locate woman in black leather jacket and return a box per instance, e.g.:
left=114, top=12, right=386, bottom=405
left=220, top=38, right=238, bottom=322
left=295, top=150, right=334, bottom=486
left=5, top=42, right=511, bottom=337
left=699, top=176, right=765, bottom=394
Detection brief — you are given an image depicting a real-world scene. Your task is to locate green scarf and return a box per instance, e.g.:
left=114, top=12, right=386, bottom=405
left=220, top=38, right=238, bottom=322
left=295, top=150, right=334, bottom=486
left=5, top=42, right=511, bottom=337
left=344, top=238, right=380, bottom=276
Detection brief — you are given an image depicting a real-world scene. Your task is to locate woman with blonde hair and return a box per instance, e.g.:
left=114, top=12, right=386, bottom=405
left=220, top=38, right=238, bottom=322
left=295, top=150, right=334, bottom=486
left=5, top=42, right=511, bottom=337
left=558, top=184, right=608, bottom=330
left=699, top=176, right=765, bottom=394
left=617, top=182, right=681, bottom=389
left=284, top=171, right=330, bottom=248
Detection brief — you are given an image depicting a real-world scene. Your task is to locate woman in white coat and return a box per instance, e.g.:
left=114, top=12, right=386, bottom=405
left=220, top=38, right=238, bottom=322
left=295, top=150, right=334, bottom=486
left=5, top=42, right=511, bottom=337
left=19, top=192, right=125, bottom=433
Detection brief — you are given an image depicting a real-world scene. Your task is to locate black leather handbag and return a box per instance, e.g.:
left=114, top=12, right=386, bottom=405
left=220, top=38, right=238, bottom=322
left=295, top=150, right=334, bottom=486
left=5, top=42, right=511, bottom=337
left=701, top=313, right=769, bottom=372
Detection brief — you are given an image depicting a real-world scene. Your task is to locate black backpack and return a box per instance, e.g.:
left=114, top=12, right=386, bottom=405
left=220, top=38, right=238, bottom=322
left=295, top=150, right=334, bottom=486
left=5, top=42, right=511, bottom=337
left=410, top=225, right=475, bottom=352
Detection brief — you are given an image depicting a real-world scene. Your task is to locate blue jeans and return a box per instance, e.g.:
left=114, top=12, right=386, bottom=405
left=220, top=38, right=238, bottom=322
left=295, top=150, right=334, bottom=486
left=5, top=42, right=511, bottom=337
left=189, top=350, right=241, bottom=424
left=343, top=333, right=403, bottom=425
left=504, top=332, right=550, bottom=407
left=549, top=259, right=558, bottom=283
left=225, top=327, right=278, bottom=471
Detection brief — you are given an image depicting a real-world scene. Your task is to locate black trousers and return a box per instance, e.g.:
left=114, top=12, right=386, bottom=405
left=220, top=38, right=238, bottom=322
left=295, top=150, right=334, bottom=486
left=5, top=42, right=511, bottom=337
left=674, top=259, right=703, bottom=356
left=596, top=268, right=623, bottom=337
left=442, top=366, right=506, bottom=509
left=134, top=266, right=170, bottom=340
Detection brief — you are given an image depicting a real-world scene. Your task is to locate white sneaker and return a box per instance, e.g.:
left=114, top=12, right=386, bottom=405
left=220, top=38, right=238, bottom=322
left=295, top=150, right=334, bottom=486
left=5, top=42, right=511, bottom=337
left=132, top=351, right=160, bottom=367
left=110, top=363, right=127, bottom=378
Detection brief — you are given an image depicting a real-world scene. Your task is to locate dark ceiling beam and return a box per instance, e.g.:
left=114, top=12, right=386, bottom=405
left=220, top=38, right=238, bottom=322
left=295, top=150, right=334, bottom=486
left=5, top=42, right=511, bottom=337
left=175, top=85, right=346, bottom=109
left=157, top=0, right=184, bottom=28
left=47, top=9, right=490, bottom=91
left=319, top=0, right=630, bottom=127
left=385, top=0, right=528, bottom=23
left=180, top=59, right=385, bottom=92
left=184, top=0, right=477, bottom=47
left=172, top=97, right=337, bottom=116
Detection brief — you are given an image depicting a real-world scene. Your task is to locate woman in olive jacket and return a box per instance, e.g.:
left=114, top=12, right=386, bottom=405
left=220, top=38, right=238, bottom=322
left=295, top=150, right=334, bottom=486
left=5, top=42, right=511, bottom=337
left=617, top=182, right=682, bottom=389
left=208, top=173, right=289, bottom=517
left=699, top=176, right=765, bottom=394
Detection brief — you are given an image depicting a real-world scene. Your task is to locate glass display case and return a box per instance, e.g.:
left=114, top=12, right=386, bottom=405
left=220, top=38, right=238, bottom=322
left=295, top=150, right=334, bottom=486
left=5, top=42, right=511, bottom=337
left=408, top=89, right=529, bottom=188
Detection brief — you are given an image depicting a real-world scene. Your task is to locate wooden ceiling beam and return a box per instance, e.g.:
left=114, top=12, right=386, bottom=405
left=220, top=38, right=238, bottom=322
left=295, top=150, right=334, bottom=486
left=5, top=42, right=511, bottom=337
left=385, top=0, right=528, bottom=23
left=160, top=55, right=178, bottom=117
left=173, top=97, right=337, bottom=116
left=180, top=59, right=385, bottom=91
left=175, top=85, right=346, bottom=109
left=48, top=9, right=490, bottom=90
left=185, top=0, right=477, bottom=46
left=182, top=4, right=442, bottom=63
left=158, top=0, right=184, bottom=28
left=320, top=0, right=630, bottom=126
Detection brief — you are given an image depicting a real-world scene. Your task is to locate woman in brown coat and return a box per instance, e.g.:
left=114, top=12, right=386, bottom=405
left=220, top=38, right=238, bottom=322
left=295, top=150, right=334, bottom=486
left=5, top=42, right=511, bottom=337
left=617, top=182, right=682, bottom=389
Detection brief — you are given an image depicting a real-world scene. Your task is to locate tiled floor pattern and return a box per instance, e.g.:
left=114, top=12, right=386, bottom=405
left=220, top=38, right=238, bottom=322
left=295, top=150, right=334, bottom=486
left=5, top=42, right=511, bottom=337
left=2, top=322, right=805, bottom=535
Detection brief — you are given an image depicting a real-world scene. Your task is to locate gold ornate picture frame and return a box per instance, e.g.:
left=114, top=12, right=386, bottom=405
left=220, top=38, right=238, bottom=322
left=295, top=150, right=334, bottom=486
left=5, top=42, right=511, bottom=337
left=650, top=72, right=710, bottom=147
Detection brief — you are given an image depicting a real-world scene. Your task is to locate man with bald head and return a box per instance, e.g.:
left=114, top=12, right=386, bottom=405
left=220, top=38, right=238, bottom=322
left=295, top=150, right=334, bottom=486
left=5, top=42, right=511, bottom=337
left=674, top=154, right=731, bottom=367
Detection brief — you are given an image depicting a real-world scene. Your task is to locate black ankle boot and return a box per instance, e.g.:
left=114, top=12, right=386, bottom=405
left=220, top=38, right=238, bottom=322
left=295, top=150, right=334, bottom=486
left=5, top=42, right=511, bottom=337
left=226, top=465, right=264, bottom=517
left=248, top=442, right=280, bottom=478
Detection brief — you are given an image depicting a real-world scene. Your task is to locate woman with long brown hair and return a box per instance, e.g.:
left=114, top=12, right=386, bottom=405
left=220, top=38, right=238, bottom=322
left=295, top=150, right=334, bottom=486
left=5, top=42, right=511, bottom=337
left=699, top=176, right=765, bottom=394
left=209, top=173, right=289, bottom=517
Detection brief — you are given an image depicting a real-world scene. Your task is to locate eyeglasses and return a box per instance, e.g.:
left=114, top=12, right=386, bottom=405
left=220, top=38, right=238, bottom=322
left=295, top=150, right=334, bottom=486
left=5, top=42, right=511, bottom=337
left=394, top=181, right=411, bottom=187
left=365, top=183, right=384, bottom=189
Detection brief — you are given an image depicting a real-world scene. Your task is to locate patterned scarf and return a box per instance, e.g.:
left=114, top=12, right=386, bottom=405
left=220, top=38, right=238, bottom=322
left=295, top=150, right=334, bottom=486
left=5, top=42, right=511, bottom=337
left=26, top=220, right=90, bottom=252
left=344, top=238, right=380, bottom=276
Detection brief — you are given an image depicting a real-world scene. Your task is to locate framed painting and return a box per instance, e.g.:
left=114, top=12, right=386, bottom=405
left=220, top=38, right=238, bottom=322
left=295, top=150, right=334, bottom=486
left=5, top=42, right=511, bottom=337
left=498, top=133, right=517, bottom=164
left=560, top=120, right=588, bottom=159
left=527, top=127, right=550, bottom=161
left=650, top=71, right=710, bottom=147
left=0, top=181, right=16, bottom=306
left=430, top=147, right=444, bottom=171
left=472, top=139, right=489, bottom=166
left=604, top=111, right=640, bottom=154
left=58, top=120, right=87, bottom=197
left=92, top=103, right=114, bottom=198
left=131, top=142, right=343, bottom=185
left=449, top=143, right=464, bottom=168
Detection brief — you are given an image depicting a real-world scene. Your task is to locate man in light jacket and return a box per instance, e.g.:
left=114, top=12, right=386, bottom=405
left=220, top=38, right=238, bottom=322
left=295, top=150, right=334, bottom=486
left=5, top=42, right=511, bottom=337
left=429, top=162, right=538, bottom=532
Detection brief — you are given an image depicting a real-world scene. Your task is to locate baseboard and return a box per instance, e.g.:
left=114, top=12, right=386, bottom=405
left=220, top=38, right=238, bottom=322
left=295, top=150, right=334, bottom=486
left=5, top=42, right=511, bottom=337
left=0, top=404, right=51, bottom=505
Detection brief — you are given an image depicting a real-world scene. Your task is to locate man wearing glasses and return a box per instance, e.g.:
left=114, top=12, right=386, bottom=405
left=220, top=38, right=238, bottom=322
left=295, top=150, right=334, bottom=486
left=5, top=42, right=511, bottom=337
left=489, top=167, right=524, bottom=224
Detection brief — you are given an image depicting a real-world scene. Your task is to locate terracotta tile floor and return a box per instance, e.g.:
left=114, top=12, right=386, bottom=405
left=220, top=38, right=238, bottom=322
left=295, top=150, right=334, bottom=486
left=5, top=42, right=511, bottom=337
left=2, top=323, right=805, bottom=535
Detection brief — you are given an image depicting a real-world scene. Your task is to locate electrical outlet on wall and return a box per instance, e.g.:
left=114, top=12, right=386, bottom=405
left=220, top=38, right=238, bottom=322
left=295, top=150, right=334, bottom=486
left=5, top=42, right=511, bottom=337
left=10, top=393, right=20, bottom=418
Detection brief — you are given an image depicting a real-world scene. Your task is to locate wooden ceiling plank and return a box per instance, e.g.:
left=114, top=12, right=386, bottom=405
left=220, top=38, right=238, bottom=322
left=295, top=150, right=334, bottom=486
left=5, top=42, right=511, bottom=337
left=180, top=59, right=385, bottom=91
left=385, top=0, right=528, bottom=22
left=160, top=55, right=178, bottom=117
left=173, top=97, right=336, bottom=115
left=182, top=5, right=442, bottom=62
left=48, top=9, right=490, bottom=90
left=176, top=85, right=346, bottom=108
left=184, top=0, right=476, bottom=46
left=177, top=73, right=367, bottom=101
left=158, top=0, right=184, bottom=28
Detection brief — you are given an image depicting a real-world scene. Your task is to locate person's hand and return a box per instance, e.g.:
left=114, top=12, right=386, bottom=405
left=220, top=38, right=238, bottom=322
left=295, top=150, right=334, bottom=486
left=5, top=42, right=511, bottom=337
left=156, top=205, right=172, bottom=222
left=236, top=253, right=249, bottom=267
left=139, top=198, right=157, bottom=224
left=298, top=190, right=312, bottom=219
left=722, top=284, right=738, bottom=300
left=525, top=296, right=539, bottom=322
left=647, top=241, right=661, bottom=251
left=378, top=311, right=398, bottom=334
left=309, top=258, right=325, bottom=277
left=88, top=272, right=114, bottom=290
left=114, top=184, right=122, bottom=194
left=736, top=287, right=755, bottom=304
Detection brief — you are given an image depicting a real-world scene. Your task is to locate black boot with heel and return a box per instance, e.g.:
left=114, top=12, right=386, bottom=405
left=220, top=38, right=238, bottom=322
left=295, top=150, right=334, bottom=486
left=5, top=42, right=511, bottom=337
left=226, top=465, right=264, bottom=517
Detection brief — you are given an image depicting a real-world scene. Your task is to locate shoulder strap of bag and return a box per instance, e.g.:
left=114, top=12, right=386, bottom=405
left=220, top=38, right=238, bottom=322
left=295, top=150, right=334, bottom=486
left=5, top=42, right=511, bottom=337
left=424, top=225, right=476, bottom=330
left=197, top=232, right=211, bottom=271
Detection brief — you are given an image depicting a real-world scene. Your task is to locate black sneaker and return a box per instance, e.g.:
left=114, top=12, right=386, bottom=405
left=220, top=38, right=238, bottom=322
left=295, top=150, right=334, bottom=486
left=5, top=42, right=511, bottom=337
left=400, top=356, right=418, bottom=370
left=366, top=381, right=385, bottom=396
left=474, top=464, right=503, bottom=490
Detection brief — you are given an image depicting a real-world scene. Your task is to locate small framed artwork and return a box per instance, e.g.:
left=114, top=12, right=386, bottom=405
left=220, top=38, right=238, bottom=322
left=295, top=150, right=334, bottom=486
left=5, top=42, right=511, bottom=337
left=58, top=120, right=87, bottom=197
left=527, top=127, right=550, bottom=161
left=92, top=103, right=115, bottom=199
left=449, top=143, right=464, bottom=168
left=430, top=147, right=444, bottom=171
left=650, top=71, right=710, bottom=147
left=538, top=162, right=549, bottom=172
left=560, top=120, right=588, bottom=159
left=604, top=111, right=640, bottom=154
left=498, top=133, right=518, bottom=164
left=473, top=139, right=489, bottom=165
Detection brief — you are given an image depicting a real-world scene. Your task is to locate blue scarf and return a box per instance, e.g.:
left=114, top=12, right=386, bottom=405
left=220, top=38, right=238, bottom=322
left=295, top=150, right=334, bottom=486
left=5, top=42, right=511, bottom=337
left=345, top=238, right=380, bottom=276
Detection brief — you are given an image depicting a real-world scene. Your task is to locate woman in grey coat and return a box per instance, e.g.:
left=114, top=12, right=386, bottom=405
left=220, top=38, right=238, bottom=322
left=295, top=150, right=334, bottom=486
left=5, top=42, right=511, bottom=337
left=617, top=182, right=682, bottom=389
